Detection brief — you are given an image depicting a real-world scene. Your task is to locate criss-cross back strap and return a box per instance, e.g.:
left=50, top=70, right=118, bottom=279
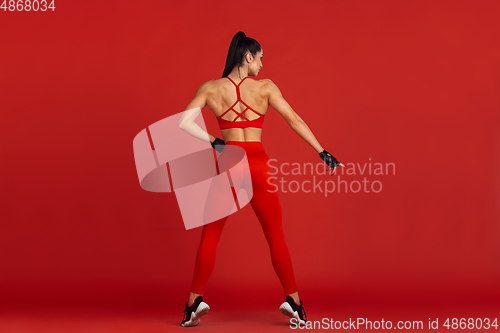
left=219, top=77, right=263, bottom=122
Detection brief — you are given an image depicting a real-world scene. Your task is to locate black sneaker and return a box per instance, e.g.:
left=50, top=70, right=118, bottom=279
left=279, top=295, right=307, bottom=325
left=180, top=296, right=210, bottom=327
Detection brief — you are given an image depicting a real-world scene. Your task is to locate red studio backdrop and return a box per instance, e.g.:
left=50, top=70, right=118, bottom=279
left=1, top=0, right=499, bottom=331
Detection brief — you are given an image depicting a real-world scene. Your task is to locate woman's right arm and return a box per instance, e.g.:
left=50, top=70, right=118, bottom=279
left=179, top=81, right=217, bottom=144
left=265, top=79, right=325, bottom=153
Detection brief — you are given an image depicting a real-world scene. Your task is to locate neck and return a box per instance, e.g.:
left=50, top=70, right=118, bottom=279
left=228, top=67, right=249, bottom=80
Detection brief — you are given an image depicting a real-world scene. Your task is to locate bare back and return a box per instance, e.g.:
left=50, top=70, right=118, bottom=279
left=206, top=77, right=270, bottom=142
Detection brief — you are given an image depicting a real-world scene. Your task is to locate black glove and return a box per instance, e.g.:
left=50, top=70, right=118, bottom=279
left=319, top=149, right=341, bottom=168
left=211, top=137, right=225, bottom=153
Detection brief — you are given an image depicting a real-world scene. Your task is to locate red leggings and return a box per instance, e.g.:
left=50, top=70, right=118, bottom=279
left=190, top=141, right=298, bottom=295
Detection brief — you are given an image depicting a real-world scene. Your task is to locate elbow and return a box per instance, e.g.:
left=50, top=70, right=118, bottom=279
left=178, top=122, right=189, bottom=135
left=288, top=116, right=302, bottom=128
left=178, top=119, right=186, bottom=130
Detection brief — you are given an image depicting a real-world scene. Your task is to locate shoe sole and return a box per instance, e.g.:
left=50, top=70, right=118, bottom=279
left=279, top=302, right=306, bottom=325
left=181, top=302, right=210, bottom=327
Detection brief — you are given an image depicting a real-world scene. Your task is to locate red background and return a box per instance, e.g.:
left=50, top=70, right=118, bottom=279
left=1, top=0, right=499, bottom=331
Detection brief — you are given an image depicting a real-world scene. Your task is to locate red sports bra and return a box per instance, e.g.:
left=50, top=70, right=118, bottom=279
left=217, top=76, right=265, bottom=129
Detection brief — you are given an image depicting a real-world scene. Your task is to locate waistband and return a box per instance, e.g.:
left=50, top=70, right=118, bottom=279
left=225, top=140, right=264, bottom=151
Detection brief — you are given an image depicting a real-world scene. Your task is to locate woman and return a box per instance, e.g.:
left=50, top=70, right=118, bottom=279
left=178, top=31, right=344, bottom=327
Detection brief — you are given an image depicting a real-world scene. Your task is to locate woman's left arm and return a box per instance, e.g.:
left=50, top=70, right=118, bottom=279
left=179, top=81, right=217, bottom=144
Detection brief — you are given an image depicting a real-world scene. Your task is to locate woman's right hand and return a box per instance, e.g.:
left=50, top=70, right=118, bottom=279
left=211, top=137, right=226, bottom=153
left=319, top=150, right=345, bottom=175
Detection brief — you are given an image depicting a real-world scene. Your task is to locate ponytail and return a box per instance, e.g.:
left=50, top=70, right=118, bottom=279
left=221, top=31, right=262, bottom=78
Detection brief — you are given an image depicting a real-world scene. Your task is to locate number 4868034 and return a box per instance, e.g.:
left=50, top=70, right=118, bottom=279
left=1, top=0, right=55, bottom=11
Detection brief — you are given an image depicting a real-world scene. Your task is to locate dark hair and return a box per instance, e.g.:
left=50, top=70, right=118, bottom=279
left=221, top=31, right=262, bottom=78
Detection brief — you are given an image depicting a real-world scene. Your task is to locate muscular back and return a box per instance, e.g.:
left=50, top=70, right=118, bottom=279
left=205, top=77, right=271, bottom=142
left=185, top=76, right=301, bottom=143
